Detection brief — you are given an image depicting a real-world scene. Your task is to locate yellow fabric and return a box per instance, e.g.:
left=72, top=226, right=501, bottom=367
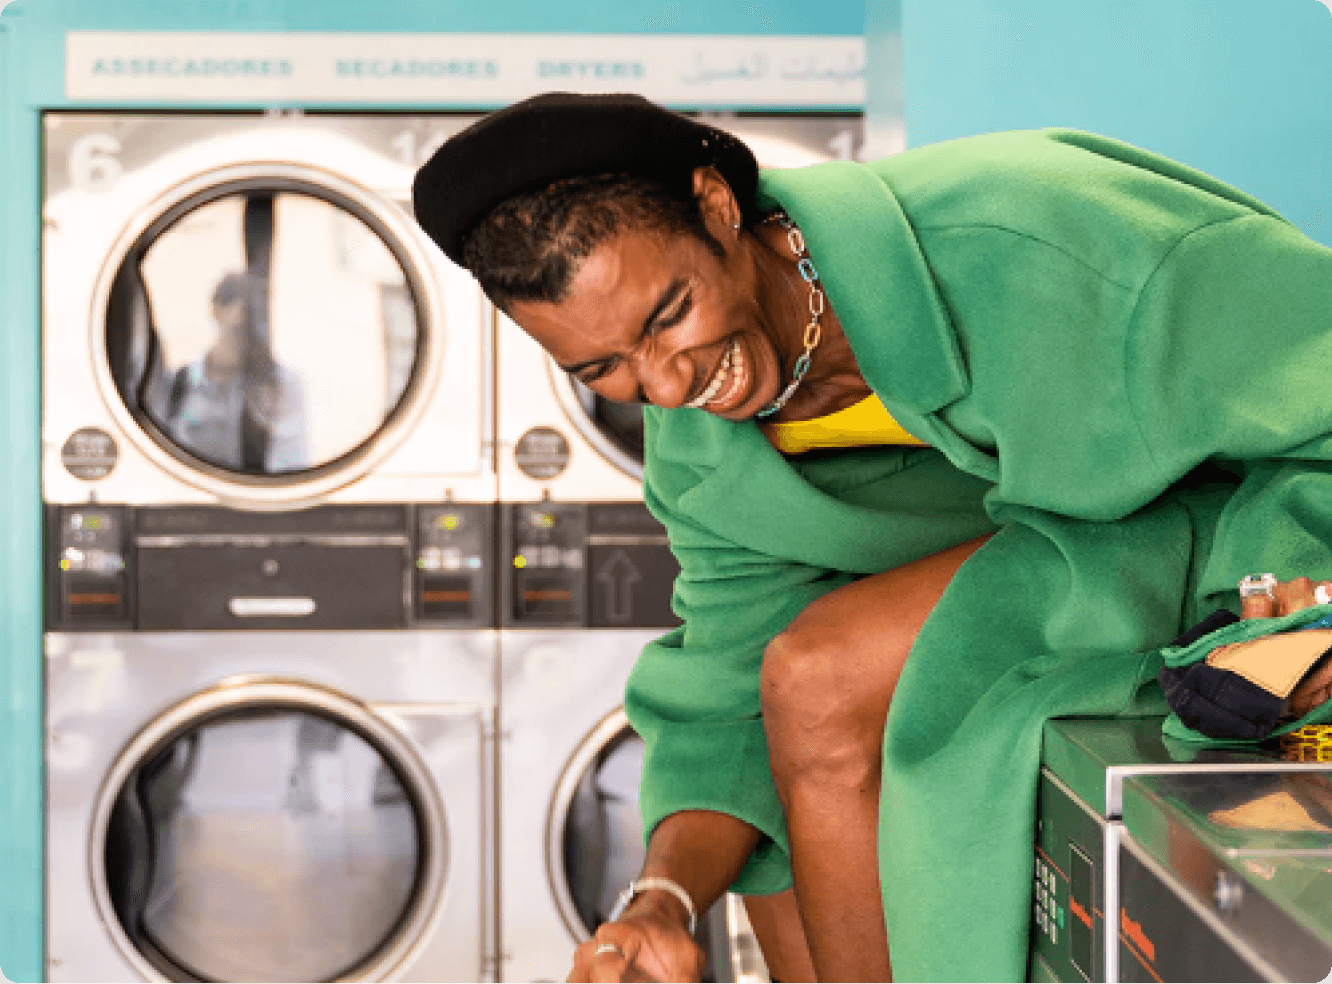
left=765, top=394, right=928, bottom=454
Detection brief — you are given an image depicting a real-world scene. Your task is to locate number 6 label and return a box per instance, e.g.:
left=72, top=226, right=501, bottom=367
left=69, top=134, right=124, bottom=193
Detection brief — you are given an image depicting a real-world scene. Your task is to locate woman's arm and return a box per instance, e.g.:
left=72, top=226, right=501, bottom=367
left=567, top=810, right=761, bottom=983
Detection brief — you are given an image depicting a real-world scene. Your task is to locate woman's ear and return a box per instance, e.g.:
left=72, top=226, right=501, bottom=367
left=692, top=165, right=742, bottom=239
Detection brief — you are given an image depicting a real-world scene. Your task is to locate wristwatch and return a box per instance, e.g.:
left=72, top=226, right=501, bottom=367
left=606, top=876, right=698, bottom=936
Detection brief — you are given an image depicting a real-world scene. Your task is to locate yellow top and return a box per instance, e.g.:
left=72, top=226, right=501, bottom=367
left=764, top=394, right=928, bottom=454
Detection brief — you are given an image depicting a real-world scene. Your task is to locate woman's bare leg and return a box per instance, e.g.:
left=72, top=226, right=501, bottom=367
left=742, top=890, right=817, bottom=982
left=760, top=536, right=991, bottom=982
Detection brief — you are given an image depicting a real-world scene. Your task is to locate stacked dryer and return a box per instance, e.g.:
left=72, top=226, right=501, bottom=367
left=494, top=114, right=864, bottom=982
left=42, top=112, right=500, bottom=981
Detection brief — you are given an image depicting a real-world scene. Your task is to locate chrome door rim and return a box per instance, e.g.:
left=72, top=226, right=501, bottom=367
left=87, top=675, right=449, bottom=983
left=544, top=706, right=634, bottom=942
left=87, top=160, right=445, bottom=509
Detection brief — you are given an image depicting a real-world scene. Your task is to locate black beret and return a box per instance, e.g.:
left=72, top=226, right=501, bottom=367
left=411, top=91, right=760, bottom=267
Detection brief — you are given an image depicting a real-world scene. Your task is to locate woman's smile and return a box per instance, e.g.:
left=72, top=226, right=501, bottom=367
left=683, top=340, right=734, bottom=409
left=686, top=337, right=752, bottom=413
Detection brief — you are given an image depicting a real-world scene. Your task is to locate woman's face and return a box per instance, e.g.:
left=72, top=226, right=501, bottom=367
left=210, top=296, right=249, bottom=364
left=507, top=173, right=791, bottom=421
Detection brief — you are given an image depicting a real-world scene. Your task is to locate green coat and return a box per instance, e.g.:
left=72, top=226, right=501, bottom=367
left=625, top=129, right=1332, bottom=981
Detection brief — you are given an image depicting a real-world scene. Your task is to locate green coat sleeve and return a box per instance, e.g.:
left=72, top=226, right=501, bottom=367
left=626, top=484, right=853, bottom=894
left=1123, top=209, right=1332, bottom=606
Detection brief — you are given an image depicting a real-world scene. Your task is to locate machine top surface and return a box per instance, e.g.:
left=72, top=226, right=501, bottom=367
left=1041, top=717, right=1304, bottom=819
left=1123, top=768, right=1332, bottom=859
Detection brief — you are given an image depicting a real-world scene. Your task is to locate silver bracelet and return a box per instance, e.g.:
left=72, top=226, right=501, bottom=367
left=607, top=876, right=698, bottom=936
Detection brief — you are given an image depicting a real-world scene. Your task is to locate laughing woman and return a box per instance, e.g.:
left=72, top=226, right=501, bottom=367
left=412, top=93, right=1332, bottom=982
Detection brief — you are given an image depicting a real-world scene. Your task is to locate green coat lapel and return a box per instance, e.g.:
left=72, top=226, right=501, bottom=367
left=756, top=161, right=965, bottom=414
left=757, top=162, right=1001, bottom=482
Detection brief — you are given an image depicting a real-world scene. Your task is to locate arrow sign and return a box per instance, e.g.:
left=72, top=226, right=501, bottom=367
left=596, top=550, right=641, bottom=624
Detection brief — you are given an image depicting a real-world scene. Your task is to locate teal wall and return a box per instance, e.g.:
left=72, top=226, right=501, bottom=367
left=893, top=0, right=1332, bottom=248
left=1, top=6, right=44, bottom=982
left=5, top=0, right=862, bottom=34
left=0, top=2, right=863, bottom=980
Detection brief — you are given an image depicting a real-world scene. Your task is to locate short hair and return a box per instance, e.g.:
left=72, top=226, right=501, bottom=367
left=461, top=173, right=726, bottom=314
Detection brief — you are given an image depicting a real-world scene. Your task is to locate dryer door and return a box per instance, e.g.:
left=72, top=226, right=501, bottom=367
left=103, top=176, right=424, bottom=486
left=91, top=681, right=453, bottom=983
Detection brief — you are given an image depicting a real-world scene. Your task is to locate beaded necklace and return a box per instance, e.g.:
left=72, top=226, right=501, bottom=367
left=754, top=211, right=825, bottom=419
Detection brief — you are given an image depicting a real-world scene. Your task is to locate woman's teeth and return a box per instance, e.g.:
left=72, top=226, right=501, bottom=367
left=685, top=340, right=746, bottom=411
left=685, top=341, right=732, bottom=408
left=714, top=344, right=747, bottom=407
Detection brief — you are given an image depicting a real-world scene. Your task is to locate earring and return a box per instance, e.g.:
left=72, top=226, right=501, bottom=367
left=732, top=220, right=742, bottom=231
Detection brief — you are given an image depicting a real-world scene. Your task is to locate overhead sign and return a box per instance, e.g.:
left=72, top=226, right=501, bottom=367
left=65, top=32, right=864, bottom=107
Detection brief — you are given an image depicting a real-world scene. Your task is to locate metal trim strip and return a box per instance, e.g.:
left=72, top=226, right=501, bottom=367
left=1106, top=762, right=1332, bottom=820
left=137, top=533, right=409, bottom=548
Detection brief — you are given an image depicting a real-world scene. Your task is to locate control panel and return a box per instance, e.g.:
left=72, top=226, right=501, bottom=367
left=1031, top=769, right=1105, bottom=983
left=46, top=503, right=497, bottom=631
left=501, top=502, right=680, bottom=628
left=49, top=505, right=132, bottom=628
left=47, top=501, right=677, bottom=631
left=415, top=505, right=495, bottom=627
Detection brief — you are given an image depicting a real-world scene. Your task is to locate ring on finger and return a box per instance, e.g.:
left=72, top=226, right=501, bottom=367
left=1239, top=573, right=1278, bottom=599
left=595, top=942, right=624, bottom=958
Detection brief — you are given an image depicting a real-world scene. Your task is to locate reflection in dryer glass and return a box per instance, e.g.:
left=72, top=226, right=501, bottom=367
left=562, top=727, right=733, bottom=982
left=104, top=708, right=424, bottom=982
left=107, top=189, right=420, bottom=477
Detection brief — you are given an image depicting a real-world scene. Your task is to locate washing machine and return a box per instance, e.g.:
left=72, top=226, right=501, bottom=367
left=1032, top=717, right=1332, bottom=983
left=45, top=617, right=495, bottom=983
left=42, top=112, right=500, bottom=982
left=496, top=114, right=865, bottom=982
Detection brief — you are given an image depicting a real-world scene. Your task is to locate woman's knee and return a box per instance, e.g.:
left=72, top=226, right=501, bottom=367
left=760, top=616, right=894, bottom=787
left=762, top=619, right=843, bottom=723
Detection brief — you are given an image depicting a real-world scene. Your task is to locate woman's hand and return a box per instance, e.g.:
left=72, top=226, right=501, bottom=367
left=568, top=892, right=704, bottom=983
left=1240, top=576, right=1332, bottom=620
left=1239, top=576, right=1332, bottom=716
left=566, top=809, right=762, bottom=983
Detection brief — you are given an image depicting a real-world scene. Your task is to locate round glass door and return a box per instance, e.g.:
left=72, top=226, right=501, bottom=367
left=551, top=712, right=738, bottom=982
left=104, top=180, right=423, bottom=481
left=103, top=706, right=426, bottom=982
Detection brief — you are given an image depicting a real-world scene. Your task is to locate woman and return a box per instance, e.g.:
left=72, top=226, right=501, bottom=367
left=412, top=93, right=1332, bottom=982
left=153, top=271, right=308, bottom=474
